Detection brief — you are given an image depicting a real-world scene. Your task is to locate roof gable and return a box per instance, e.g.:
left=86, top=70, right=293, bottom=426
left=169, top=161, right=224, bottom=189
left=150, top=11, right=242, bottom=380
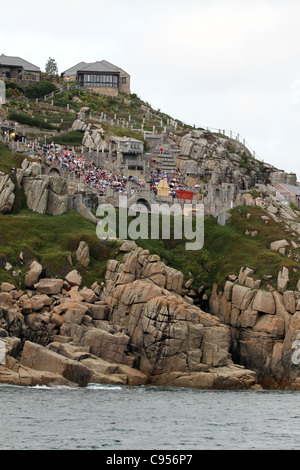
left=78, top=60, right=122, bottom=74
left=0, top=54, right=40, bottom=72
left=61, top=62, right=89, bottom=76
left=276, top=183, right=300, bottom=196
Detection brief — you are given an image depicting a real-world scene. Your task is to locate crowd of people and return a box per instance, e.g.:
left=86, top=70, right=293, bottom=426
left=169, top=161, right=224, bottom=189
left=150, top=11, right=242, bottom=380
left=44, top=145, right=144, bottom=196
left=150, top=168, right=187, bottom=197
left=41, top=143, right=190, bottom=199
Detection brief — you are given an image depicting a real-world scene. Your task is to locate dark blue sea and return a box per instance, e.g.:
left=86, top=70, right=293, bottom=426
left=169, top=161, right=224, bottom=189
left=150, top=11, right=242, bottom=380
left=0, top=383, right=299, bottom=451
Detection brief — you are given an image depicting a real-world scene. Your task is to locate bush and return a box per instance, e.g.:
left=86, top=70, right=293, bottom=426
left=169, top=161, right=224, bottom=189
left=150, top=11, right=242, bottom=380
left=52, top=130, right=84, bottom=146
left=4, top=81, right=25, bottom=93
left=8, top=110, right=54, bottom=130
left=24, top=80, right=58, bottom=99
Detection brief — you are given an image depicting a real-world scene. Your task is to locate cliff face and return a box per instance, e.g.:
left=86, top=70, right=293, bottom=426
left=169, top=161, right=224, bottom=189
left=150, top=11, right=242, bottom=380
left=2, top=237, right=300, bottom=390
left=0, top=159, right=69, bottom=216
left=209, top=266, right=300, bottom=389
left=175, top=130, right=298, bottom=189
left=0, top=241, right=259, bottom=390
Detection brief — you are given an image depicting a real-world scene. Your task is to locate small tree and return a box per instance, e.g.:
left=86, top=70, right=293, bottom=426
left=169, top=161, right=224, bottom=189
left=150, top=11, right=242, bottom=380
left=45, top=57, right=58, bottom=77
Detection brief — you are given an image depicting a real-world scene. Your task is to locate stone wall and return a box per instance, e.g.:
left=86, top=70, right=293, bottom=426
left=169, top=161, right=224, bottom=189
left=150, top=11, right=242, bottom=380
left=84, top=86, right=119, bottom=97
left=118, top=70, right=130, bottom=94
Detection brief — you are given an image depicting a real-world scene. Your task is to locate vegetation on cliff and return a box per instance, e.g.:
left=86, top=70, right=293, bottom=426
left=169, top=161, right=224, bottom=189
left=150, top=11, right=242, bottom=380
left=0, top=201, right=299, bottom=297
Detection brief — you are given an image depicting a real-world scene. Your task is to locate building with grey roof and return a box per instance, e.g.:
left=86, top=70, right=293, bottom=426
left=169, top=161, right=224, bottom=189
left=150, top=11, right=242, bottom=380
left=275, top=182, right=300, bottom=208
left=61, top=60, right=130, bottom=96
left=0, top=54, right=40, bottom=83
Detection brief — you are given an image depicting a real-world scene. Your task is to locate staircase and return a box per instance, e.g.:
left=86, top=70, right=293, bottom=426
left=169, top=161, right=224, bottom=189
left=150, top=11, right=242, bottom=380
left=146, top=135, right=181, bottom=173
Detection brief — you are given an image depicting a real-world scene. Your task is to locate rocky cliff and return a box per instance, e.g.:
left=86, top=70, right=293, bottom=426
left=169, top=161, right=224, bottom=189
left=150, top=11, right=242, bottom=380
left=0, top=159, right=69, bottom=216
left=0, top=241, right=259, bottom=390
left=209, top=266, right=300, bottom=389
left=175, top=129, right=298, bottom=189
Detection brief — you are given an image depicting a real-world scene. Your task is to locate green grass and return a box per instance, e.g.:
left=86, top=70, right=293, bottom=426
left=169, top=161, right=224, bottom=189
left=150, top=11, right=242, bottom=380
left=8, top=110, right=54, bottom=130
left=50, top=130, right=84, bottom=146
left=95, top=205, right=300, bottom=291
left=0, top=142, right=35, bottom=174
left=0, top=210, right=120, bottom=288
left=2, top=91, right=300, bottom=293
left=0, top=205, right=299, bottom=292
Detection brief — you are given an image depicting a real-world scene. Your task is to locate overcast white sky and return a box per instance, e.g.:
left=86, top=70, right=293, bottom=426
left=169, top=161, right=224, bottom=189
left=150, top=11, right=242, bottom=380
left=2, top=0, right=300, bottom=180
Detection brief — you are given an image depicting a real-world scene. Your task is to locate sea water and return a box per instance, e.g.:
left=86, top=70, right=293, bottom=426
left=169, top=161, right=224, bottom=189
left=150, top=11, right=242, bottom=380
left=0, top=383, right=299, bottom=451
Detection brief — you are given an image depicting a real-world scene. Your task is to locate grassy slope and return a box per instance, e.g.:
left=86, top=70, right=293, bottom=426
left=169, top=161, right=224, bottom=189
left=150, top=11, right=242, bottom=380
left=3, top=87, right=189, bottom=146
left=0, top=203, right=299, bottom=293
left=0, top=209, right=120, bottom=287
left=136, top=205, right=300, bottom=293
left=0, top=142, right=34, bottom=174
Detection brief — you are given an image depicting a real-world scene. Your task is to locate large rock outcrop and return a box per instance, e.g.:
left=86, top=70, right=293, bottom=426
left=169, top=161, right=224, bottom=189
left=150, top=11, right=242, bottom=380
left=4, top=159, right=69, bottom=216
left=71, top=112, right=107, bottom=151
left=0, top=173, right=15, bottom=214
left=209, top=266, right=300, bottom=389
left=176, top=129, right=297, bottom=190
left=0, top=244, right=259, bottom=390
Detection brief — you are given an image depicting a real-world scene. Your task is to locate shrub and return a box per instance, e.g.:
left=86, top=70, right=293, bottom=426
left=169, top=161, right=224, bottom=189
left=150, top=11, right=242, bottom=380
left=8, top=110, right=54, bottom=130
left=52, top=130, right=84, bottom=146
left=24, top=80, right=58, bottom=99
left=4, top=81, right=25, bottom=94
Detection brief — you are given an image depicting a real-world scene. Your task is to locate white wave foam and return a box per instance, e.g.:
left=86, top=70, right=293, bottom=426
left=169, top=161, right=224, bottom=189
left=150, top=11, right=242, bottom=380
left=87, top=383, right=123, bottom=390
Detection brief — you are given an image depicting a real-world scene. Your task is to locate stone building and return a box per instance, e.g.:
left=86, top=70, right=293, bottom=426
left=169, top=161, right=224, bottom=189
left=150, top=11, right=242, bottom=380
left=61, top=60, right=130, bottom=95
left=0, top=54, right=40, bottom=84
left=110, top=136, right=144, bottom=171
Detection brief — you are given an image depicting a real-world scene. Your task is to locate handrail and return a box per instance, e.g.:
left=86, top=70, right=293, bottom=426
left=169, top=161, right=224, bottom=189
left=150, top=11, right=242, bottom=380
left=3, top=82, right=263, bottom=163
left=181, top=123, right=262, bottom=162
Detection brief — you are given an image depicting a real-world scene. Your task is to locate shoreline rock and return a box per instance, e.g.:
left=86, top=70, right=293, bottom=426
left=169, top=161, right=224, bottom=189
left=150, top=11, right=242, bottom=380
left=2, top=253, right=299, bottom=390
left=209, top=266, right=300, bottom=389
left=0, top=252, right=262, bottom=390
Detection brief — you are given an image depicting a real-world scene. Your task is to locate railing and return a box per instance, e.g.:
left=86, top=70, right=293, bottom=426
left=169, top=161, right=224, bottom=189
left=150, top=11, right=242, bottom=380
left=3, top=82, right=262, bottom=163
left=180, top=123, right=262, bottom=162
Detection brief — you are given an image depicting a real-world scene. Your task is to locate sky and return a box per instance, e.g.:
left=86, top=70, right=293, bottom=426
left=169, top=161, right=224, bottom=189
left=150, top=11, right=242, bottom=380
left=1, top=0, right=300, bottom=180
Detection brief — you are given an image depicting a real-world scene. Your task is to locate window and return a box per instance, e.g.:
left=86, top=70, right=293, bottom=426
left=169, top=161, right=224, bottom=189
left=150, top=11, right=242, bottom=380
left=81, top=73, right=119, bottom=87
left=122, top=77, right=126, bottom=83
